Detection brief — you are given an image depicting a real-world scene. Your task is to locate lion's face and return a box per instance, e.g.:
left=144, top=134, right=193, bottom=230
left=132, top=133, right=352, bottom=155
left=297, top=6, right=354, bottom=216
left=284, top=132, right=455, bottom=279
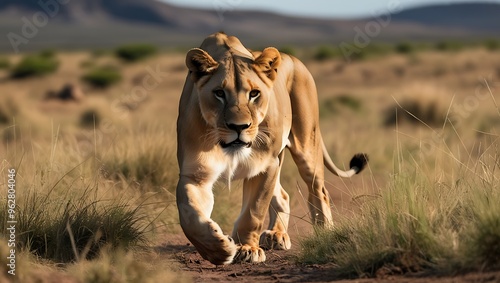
left=186, top=46, right=281, bottom=155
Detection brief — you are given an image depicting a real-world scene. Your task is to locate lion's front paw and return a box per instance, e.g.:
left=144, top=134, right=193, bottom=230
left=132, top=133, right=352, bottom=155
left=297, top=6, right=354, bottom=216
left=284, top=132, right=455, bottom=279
left=187, top=221, right=238, bottom=265
left=204, top=233, right=238, bottom=265
left=232, top=244, right=266, bottom=263
left=259, top=230, right=291, bottom=250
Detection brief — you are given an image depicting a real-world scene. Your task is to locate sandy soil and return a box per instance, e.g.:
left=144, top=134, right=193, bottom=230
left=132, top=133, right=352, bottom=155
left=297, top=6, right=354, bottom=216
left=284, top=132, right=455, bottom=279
left=159, top=234, right=500, bottom=283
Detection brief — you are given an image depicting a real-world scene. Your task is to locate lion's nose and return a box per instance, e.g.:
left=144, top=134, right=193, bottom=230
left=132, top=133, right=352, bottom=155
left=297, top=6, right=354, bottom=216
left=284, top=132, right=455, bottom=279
left=226, top=123, right=251, bottom=134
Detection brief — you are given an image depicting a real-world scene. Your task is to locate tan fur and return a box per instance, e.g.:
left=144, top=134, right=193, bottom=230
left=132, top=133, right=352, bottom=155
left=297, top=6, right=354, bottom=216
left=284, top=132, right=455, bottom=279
left=176, top=33, right=366, bottom=265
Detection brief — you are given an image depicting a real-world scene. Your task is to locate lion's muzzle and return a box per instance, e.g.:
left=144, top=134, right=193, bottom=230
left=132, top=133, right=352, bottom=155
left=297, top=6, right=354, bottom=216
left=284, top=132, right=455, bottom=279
left=220, top=139, right=252, bottom=149
left=219, top=122, right=253, bottom=149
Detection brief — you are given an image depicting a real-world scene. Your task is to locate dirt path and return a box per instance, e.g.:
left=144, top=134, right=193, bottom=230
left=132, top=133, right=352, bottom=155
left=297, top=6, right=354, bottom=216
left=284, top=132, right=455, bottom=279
left=157, top=174, right=500, bottom=283
left=159, top=234, right=345, bottom=283
left=158, top=234, right=500, bottom=283
left=158, top=176, right=500, bottom=283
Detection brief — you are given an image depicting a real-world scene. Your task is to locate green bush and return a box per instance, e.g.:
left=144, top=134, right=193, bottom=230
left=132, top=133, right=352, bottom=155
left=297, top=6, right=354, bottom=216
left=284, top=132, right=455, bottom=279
left=435, top=41, right=464, bottom=52
left=91, top=49, right=108, bottom=58
left=0, top=57, right=10, bottom=69
left=383, top=98, right=446, bottom=128
left=279, top=46, right=297, bottom=56
left=395, top=42, right=415, bottom=54
left=82, top=66, right=122, bottom=88
left=320, top=95, right=362, bottom=117
left=362, top=43, right=393, bottom=58
left=11, top=54, right=59, bottom=78
left=483, top=39, right=500, bottom=51
left=339, top=42, right=393, bottom=62
left=39, top=49, right=56, bottom=58
left=314, top=45, right=339, bottom=61
left=80, top=109, right=101, bottom=128
left=115, top=44, right=157, bottom=62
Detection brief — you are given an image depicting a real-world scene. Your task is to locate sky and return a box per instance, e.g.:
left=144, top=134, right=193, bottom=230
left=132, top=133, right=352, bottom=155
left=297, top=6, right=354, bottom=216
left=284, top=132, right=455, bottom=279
left=162, top=0, right=500, bottom=19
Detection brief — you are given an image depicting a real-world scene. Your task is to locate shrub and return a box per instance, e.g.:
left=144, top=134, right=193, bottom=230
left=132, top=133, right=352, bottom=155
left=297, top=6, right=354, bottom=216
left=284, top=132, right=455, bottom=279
left=340, top=43, right=393, bottom=62
left=11, top=54, right=59, bottom=78
left=91, top=49, right=108, bottom=58
left=363, top=43, right=393, bottom=58
left=383, top=99, right=446, bottom=128
left=0, top=98, right=18, bottom=125
left=279, top=46, right=297, bottom=56
left=320, top=95, right=362, bottom=117
left=80, top=109, right=101, bottom=128
left=435, top=41, right=464, bottom=52
left=483, top=39, right=500, bottom=51
left=115, top=44, right=157, bottom=62
left=39, top=49, right=56, bottom=58
left=395, top=41, right=415, bottom=54
left=0, top=57, right=10, bottom=69
left=82, top=66, right=122, bottom=88
left=314, top=45, right=339, bottom=61
left=80, top=59, right=95, bottom=69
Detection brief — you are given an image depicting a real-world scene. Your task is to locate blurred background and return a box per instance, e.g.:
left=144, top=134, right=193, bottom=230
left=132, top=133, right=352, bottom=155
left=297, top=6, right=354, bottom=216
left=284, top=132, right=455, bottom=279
left=1, top=0, right=500, bottom=50
left=1, top=1, right=500, bottom=280
left=2, top=0, right=499, bottom=179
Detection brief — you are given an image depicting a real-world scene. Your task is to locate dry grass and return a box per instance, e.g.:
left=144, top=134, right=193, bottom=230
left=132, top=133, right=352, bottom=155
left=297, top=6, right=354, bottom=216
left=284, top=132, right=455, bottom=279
left=1, top=45, right=499, bottom=280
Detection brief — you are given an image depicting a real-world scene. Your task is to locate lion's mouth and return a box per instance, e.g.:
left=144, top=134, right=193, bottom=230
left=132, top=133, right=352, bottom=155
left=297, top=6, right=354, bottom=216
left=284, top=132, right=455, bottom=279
left=220, top=139, right=252, bottom=149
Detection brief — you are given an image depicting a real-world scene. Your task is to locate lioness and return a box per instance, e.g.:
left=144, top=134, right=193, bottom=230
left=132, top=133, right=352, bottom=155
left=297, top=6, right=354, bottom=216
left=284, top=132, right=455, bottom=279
left=176, top=32, right=367, bottom=265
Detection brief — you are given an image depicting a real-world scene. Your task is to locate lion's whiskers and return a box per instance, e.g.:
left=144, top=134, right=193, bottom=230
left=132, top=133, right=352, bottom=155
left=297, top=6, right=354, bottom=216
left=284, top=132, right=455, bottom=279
left=254, top=127, right=272, bottom=147
left=201, top=128, right=219, bottom=145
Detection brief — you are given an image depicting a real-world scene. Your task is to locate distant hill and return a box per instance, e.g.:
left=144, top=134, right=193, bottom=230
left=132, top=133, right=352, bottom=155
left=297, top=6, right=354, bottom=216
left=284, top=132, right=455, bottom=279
left=0, top=0, right=499, bottom=52
left=391, top=3, right=500, bottom=32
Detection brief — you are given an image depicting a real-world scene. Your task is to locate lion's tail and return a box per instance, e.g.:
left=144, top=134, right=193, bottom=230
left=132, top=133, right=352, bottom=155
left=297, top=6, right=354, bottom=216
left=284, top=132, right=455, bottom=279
left=322, top=140, right=368, bottom=178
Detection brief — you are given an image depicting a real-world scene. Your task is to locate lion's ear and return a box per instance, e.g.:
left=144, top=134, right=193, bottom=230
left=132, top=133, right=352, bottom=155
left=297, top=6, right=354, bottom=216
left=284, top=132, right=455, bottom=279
left=186, top=48, right=219, bottom=77
left=254, top=47, right=281, bottom=81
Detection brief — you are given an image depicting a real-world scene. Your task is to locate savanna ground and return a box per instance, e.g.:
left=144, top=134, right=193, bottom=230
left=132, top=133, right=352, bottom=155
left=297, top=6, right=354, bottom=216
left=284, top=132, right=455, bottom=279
left=1, top=42, right=499, bottom=282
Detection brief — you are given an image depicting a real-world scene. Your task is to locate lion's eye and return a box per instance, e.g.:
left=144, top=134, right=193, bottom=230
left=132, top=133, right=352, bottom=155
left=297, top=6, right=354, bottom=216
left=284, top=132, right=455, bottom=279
left=249, top=90, right=260, bottom=100
left=214, top=89, right=225, bottom=99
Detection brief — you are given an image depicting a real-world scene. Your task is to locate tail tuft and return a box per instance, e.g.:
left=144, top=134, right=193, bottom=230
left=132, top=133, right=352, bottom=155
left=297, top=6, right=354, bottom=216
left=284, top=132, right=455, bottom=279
left=350, top=153, right=369, bottom=174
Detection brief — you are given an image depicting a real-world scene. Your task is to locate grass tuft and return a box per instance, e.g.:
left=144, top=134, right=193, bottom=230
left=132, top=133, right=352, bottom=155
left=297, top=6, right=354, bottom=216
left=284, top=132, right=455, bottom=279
left=0, top=169, right=147, bottom=263
left=320, top=95, right=362, bottom=117
left=101, top=127, right=178, bottom=190
left=82, top=65, right=122, bottom=88
left=384, top=99, right=446, bottom=127
left=115, top=44, right=157, bottom=62
left=298, top=140, right=500, bottom=278
left=11, top=53, right=59, bottom=78
left=80, top=109, right=101, bottom=128
left=0, top=57, right=10, bottom=69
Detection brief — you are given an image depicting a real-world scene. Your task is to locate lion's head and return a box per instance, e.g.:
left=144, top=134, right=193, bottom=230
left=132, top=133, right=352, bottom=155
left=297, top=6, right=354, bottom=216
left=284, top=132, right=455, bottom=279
left=185, top=34, right=281, bottom=156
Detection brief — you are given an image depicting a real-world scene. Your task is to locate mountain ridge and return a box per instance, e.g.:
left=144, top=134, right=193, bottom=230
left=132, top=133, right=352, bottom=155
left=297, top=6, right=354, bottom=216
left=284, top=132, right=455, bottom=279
left=1, top=1, right=499, bottom=52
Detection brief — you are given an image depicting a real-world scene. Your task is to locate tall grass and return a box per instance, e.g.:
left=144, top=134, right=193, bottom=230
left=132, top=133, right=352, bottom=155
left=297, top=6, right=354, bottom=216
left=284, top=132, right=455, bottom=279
left=68, top=248, right=191, bottom=283
left=299, top=129, right=500, bottom=278
left=0, top=122, right=183, bottom=281
left=0, top=164, right=148, bottom=263
left=10, top=52, right=59, bottom=78
left=100, top=125, right=178, bottom=191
